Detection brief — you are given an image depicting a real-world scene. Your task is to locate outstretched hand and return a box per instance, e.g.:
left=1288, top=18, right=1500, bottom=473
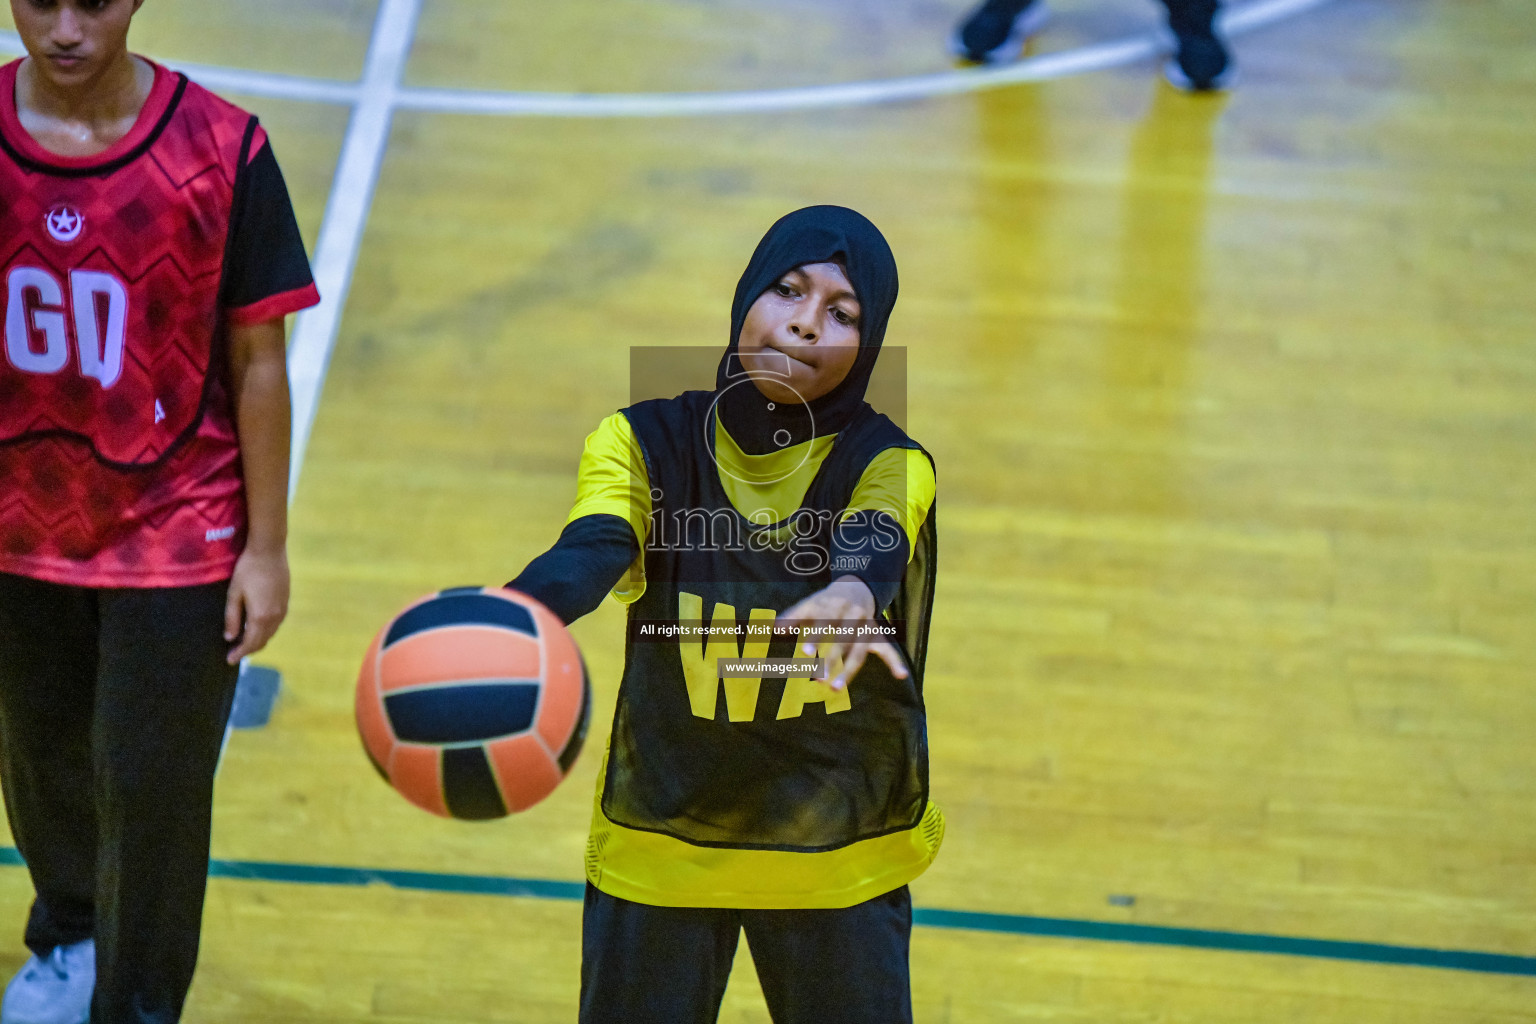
left=777, top=576, right=908, bottom=691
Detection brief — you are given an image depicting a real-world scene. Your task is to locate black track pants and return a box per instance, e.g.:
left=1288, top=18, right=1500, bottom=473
left=0, top=573, right=239, bottom=1024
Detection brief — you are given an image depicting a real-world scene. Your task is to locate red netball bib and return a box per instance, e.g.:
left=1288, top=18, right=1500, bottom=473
left=0, top=63, right=255, bottom=468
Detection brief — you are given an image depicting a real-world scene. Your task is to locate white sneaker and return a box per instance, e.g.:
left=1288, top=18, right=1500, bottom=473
left=1, top=939, right=94, bottom=1024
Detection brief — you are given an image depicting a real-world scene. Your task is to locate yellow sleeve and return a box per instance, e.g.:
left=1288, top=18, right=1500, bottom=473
left=845, top=447, right=935, bottom=558
left=566, top=412, right=651, bottom=603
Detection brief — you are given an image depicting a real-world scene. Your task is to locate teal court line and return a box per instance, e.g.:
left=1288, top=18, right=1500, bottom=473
left=2, top=848, right=1532, bottom=977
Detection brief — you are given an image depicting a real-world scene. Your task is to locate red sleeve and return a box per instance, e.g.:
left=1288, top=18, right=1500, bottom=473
left=226, top=282, right=321, bottom=326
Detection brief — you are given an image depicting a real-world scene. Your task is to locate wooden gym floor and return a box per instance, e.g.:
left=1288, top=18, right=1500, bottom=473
left=2, top=0, right=1533, bottom=1020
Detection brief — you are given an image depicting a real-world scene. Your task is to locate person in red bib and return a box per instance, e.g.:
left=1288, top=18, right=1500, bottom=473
left=0, top=2, right=318, bottom=1022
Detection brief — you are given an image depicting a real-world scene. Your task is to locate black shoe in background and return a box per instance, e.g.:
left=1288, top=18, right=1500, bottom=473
left=1164, top=28, right=1235, bottom=91
left=951, top=0, right=1051, bottom=64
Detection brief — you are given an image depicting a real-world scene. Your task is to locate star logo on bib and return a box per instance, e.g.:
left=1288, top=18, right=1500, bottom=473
left=45, top=206, right=85, bottom=244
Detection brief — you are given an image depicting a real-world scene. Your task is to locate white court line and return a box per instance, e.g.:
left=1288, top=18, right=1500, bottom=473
left=162, top=60, right=362, bottom=106
left=393, top=36, right=1159, bottom=117
left=284, top=0, right=422, bottom=495
left=215, top=0, right=419, bottom=762
left=3, top=0, right=1331, bottom=116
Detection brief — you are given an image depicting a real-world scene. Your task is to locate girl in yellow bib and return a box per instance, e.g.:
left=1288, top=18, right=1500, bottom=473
left=509, top=206, right=939, bottom=1023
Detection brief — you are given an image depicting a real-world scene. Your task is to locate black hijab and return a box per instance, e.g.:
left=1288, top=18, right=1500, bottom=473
left=715, top=206, right=899, bottom=455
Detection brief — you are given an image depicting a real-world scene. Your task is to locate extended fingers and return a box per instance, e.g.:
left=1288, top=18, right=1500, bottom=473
left=872, top=641, right=909, bottom=679
left=829, top=641, right=908, bottom=690
left=797, top=615, right=837, bottom=655
left=830, top=641, right=870, bottom=691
